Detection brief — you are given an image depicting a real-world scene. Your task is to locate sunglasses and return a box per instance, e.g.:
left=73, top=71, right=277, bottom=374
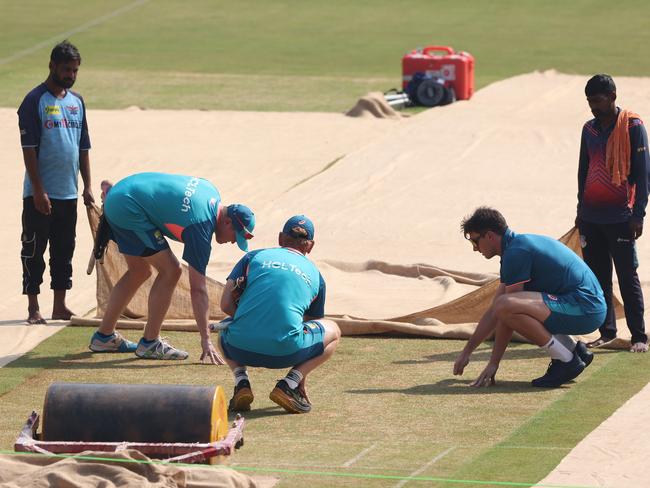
left=466, top=232, right=486, bottom=247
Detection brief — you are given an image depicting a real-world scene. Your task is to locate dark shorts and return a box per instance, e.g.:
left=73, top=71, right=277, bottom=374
left=542, top=292, right=607, bottom=335
left=107, top=221, right=169, bottom=257
left=220, top=320, right=326, bottom=369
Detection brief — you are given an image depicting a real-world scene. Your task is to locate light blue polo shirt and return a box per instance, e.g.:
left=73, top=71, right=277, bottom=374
left=500, top=228, right=605, bottom=313
left=221, top=247, right=326, bottom=356
left=18, top=83, right=90, bottom=199
left=104, top=172, right=220, bottom=274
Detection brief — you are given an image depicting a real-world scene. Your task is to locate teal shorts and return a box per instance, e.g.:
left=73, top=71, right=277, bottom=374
left=107, top=221, right=169, bottom=257
left=542, top=292, right=606, bottom=335
left=220, top=320, right=325, bottom=369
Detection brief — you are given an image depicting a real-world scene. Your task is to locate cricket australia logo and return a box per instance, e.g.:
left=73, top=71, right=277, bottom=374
left=154, top=230, right=165, bottom=245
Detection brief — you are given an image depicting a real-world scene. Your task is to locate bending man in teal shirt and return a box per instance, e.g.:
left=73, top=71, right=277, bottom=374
left=218, top=215, right=341, bottom=414
left=89, top=172, right=255, bottom=363
left=453, top=207, right=606, bottom=388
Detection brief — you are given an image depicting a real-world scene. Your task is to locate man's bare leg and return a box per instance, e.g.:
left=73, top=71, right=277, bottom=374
left=27, top=294, right=46, bottom=324
left=270, top=320, right=341, bottom=412
left=293, top=320, right=341, bottom=379
left=141, top=249, right=182, bottom=341
left=493, top=291, right=585, bottom=386
left=493, top=292, right=552, bottom=346
left=98, top=255, right=152, bottom=335
left=52, top=289, right=74, bottom=320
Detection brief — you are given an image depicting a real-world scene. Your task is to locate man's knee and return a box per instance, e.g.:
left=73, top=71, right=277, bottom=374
left=169, top=261, right=183, bottom=282
left=154, top=260, right=182, bottom=284
left=126, top=260, right=153, bottom=283
left=493, top=295, right=516, bottom=320
left=320, top=319, right=341, bottom=345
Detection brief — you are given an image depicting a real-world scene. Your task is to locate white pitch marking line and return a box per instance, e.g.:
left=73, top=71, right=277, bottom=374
left=341, top=443, right=378, bottom=467
left=393, top=446, right=456, bottom=488
left=0, top=0, right=151, bottom=66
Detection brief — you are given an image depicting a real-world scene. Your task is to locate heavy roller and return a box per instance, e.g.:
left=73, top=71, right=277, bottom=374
left=15, top=382, right=245, bottom=464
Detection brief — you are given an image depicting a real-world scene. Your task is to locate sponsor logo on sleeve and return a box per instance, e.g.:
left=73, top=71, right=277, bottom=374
left=44, top=105, right=60, bottom=115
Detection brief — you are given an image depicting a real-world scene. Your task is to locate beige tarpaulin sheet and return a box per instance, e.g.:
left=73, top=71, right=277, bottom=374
left=86, top=205, right=226, bottom=320
left=79, top=206, right=622, bottom=341
left=345, top=92, right=405, bottom=119
left=0, top=450, right=258, bottom=488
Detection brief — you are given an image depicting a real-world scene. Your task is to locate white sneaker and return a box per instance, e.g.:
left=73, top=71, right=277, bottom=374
left=135, top=337, right=188, bottom=360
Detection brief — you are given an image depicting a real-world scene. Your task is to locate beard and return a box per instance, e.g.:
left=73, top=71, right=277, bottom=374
left=51, top=71, right=75, bottom=89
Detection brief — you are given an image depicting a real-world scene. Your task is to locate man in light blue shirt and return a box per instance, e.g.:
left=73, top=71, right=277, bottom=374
left=18, top=40, right=94, bottom=324
left=218, top=215, right=341, bottom=414
left=453, top=207, right=606, bottom=388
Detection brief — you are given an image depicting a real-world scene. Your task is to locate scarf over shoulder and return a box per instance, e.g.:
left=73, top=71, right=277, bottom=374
left=605, top=109, right=641, bottom=186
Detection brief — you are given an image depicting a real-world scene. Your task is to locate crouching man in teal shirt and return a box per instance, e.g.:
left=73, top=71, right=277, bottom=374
left=453, top=207, right=606, bottom=388
left=218, top=215, right=341, bottom=413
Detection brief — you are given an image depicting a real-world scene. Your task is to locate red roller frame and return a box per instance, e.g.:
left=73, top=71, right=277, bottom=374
left=14, top=411, right=245, bottom=464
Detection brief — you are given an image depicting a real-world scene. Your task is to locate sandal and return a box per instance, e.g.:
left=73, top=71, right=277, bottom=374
left=586, top=337, right=615, bottom=349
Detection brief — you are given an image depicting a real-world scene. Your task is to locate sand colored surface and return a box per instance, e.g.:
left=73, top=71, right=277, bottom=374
left=2, top=71, right=649, bottom=325
left=0, top=324, right=65, bottom=367
left=537, top=382, right=650, bottom=488
left=0, top=107, right=400, bottom=327
left=1, top=71, right=650, bottom=485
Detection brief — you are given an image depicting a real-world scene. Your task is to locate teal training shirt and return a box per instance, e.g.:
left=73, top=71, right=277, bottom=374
left=104, top=172, right=220, bottom=274
left=221, top=247, right=326, bottom=356
left=500, top=228, right=605, bottom=313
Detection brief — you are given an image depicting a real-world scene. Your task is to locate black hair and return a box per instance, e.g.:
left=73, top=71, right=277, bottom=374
left=585, top=74, right=616, bottom=97
left=461, top=206, right=508, bottom=238
left=50, top=40, right=81, bottom=64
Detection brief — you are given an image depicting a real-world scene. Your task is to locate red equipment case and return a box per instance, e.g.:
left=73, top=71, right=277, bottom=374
left=402, top=46, right=474, bottom=100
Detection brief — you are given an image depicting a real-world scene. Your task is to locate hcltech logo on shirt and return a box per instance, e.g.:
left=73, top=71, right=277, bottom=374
left=180, top=177, right=200, bottom=212
left=260, top=260, right=313, bottom=286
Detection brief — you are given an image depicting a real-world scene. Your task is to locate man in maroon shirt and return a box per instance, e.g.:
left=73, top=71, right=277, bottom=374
left=577, top=74, right=649, bottom=352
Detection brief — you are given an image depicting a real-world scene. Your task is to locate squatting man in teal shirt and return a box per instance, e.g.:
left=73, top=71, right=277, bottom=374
left=88, top=172, right=255, bottom=363
left=217, top=215, right=341, bottom=414
left=453, top=207, right=606, bottom=388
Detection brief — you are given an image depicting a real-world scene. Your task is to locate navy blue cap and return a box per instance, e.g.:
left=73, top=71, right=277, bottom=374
left=283, top=215, right=314, bottom=240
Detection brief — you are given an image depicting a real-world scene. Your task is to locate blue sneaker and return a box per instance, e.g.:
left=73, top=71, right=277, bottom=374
left=532, top=350, right=586, bottom=388
left=89, top=331, right=137, bottom=353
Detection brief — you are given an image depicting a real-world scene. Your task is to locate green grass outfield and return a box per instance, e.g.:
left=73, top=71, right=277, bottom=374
left=2, top=0, right=650, bottom=111
left=1, top=327, right=649, bottom=487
